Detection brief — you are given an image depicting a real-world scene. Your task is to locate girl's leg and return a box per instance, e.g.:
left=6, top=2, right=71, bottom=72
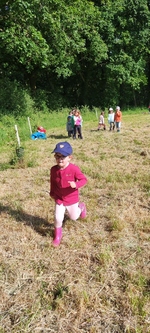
left=66, top=203, right=81, bottom=221
left=116, top=122, right=120, bottom=132
left=54, top=203, right=66, bottom=228
left=77, top=125, right=82, bottom=139
left=73, top=125, right=77, bottom=139
left=52, top=203, right=66, bottom=246
left=66, top=202, right=86, bottom=220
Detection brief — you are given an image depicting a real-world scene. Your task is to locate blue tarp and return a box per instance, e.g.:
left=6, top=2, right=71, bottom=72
left=31, top=132, right=47, bottom=140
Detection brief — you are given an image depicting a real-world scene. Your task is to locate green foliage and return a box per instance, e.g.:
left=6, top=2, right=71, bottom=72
left=33, top=88, right=67, bottom=111
left=0, top=0, right=150, bottom=108
left=1, top=1, right=50, bottom=72
left=0, top=78, right=35, bottom=116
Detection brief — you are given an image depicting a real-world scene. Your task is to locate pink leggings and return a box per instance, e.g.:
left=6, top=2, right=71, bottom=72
left=54, top=202, right=81, bottom=228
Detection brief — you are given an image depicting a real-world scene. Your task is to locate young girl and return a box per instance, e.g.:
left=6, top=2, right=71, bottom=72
left=108, top=108, right=115, bottom=131
left=98, top=111, right=106, bottom=130
left=50, top=141, right=87, bottom=246
left=114, top=106, right=122, bottom=132
left=72, top=109, right=83, bottom=139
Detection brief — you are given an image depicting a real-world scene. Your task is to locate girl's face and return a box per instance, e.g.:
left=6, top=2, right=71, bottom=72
left=54, top=153, right=72, bottom=169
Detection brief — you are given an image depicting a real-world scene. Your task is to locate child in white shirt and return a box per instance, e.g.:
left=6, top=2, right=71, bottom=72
left=108, top=108, right=115, bottom=131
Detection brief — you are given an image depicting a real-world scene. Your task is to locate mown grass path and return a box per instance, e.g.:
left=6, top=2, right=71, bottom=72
left=0, top=113, right=150, bottom=333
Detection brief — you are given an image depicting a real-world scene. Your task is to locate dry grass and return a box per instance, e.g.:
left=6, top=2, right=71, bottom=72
left=0, top=113, right=150, bottom=333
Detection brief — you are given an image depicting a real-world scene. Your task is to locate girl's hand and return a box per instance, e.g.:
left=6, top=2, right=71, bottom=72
left=68, top=181, right=76, bottom=189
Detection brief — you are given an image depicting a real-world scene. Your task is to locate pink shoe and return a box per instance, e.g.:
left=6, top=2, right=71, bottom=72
left=52, top=227, right=62, bottom=247
left=79, top=202, right=86, bottom=219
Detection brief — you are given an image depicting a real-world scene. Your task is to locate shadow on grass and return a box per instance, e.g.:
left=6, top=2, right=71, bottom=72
left=0, top=203, right=53, bottom=237
left=90, top=129, right=100, bottom=132
left=47, top=134, right=69, bottom=139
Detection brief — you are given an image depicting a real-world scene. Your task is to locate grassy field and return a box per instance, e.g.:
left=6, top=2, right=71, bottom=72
left=0, top=110, right=150, bottom=333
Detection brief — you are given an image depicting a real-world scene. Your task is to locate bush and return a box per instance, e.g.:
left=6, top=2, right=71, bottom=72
left=0, top=78, right=35, bottom=117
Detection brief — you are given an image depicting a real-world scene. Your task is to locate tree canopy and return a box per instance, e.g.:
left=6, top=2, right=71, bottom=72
left=0, top=0, right=150, bottom=111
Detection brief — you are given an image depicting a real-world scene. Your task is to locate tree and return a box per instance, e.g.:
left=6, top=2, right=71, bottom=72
left=0, top=0, right=108, bottom=92
left=0, top=1, right=51, bottom=90
left=97, top=0, right=150, bottom=106
left=0, top=0, right=150, bottom=107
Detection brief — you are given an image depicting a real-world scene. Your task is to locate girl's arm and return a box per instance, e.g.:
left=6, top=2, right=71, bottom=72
left=74, top=166, right=87, bottom=189
left=50, top=168, right=57, bottom=200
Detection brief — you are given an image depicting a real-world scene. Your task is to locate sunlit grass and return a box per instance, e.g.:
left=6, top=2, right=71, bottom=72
left=0, top=110, right=150, bottom=333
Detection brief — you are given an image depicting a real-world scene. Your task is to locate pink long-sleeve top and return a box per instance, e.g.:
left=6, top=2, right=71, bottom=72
left=50, top=163, right=87, bottom=206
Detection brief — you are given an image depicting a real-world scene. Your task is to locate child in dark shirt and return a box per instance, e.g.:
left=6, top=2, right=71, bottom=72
left=66, top=111, right=74, bottom=137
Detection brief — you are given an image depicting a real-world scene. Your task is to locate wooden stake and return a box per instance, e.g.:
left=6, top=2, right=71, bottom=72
left=95, top=109, right=98, bottom=119
left=27, top=117, right=32, bottom=135
left=14, top=124, right=21, bottom=147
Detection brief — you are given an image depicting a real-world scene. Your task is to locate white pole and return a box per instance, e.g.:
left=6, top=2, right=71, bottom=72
left=95, top=109, right=98, bottom=119
left=14, top=124, right=21, bottom=147
left=27, top=117, right=32, bottom=135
